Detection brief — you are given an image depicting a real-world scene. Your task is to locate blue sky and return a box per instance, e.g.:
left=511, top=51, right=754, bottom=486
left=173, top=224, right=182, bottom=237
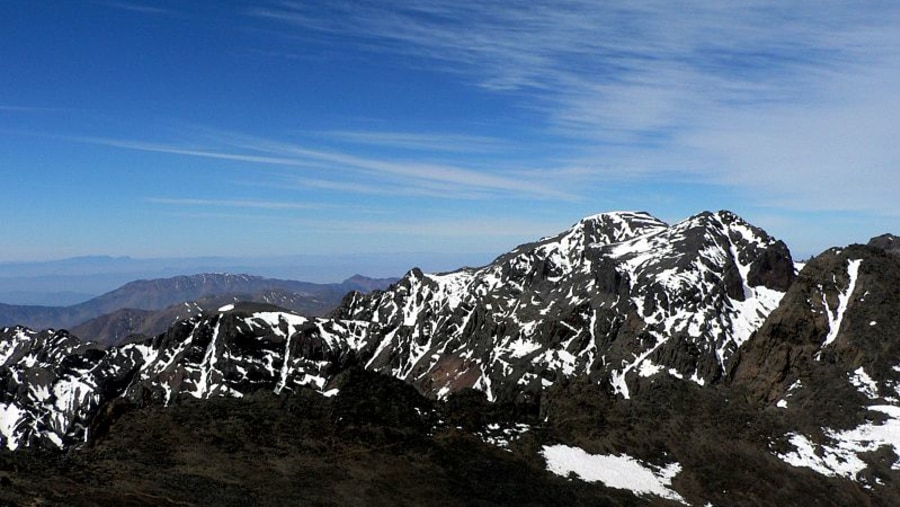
left=2, top=1, right=899, bottom=275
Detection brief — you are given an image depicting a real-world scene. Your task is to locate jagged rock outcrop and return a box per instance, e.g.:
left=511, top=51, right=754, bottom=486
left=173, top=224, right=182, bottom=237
left=728, top=244, right=900, bottom=485
left=730, top=244, right=900, bottom=409
left=0, top=303, right=375, bottom=449
left=869, top=233, right=900, bottom=255
left=0, top=327, right=144, bottom=449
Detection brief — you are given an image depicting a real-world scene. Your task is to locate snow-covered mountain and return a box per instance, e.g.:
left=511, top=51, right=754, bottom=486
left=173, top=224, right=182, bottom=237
left=1, top=210, right=794, bottom=449
left=334, top=210, right=793, bottom=400
left=0, top=303, right=377, bottom=449
left=4, top=209, right=900, bottom=506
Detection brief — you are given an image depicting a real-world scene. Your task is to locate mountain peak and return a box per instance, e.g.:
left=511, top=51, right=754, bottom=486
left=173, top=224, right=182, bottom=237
left=563, top=210, right=668, bottom=246
left=868, top=233, right=900, bottom=254
left=331, top=210, right=795, bottom=401
left=578, top=210, right=663, bottom=226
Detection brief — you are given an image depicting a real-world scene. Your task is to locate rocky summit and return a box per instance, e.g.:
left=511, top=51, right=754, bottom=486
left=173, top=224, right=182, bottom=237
left=333, top=210, right=794, bottom=401
left=2, top=210, right=900, bottom=506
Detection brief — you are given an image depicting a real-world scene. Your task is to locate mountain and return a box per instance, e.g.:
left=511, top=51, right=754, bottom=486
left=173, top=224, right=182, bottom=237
left=0, top=252, right=493, bottom=305
left=727, top=241, right=900, bottom=486
left=2, top=210, right=900, bottom=506
left=0, top=290, right=94, bottom=307
left=69, top=286, right=382, bottom=347
left=868, top=233, right=900, bottom=254
left=332, top=210, right=793, bottom=400
left=0, top=273, right=398, bottom=335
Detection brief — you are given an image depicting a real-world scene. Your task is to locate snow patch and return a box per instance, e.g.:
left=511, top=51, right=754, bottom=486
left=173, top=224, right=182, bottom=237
left=776, top=405, right=900, bottom=480
left=820, top=259, right=862, bottom=351
left=479, top=423, right=531, bottom=449
left=253, top=312, right=307, bottom=331
left=505, top=337, right=541, bottom=358
left=541, top=445, right=685, bottom=503
left=850, top=367, right=879, bottom=400
left=218, top=303, right=235, bottom=312
left=638, top=360, right=662, bottom=378
left=0, top=403, right=23, bottom=450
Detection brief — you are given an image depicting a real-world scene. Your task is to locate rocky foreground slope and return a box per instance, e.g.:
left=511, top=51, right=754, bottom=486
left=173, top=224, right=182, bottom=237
left=1, top=212, right=899, bottom=506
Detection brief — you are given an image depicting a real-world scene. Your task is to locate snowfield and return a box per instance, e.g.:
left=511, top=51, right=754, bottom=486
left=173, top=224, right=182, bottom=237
left=541, top=444, right=685, bottom=503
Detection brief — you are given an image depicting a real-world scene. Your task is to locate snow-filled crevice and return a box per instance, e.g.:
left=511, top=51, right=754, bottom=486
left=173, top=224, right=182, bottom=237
left=820, top=259, right=863, bottom=351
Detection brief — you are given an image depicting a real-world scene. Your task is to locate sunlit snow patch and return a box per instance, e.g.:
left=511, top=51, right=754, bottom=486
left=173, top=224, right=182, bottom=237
left=479, top=423, right=531, bottom=450
left=638, top=360, right=662, bottom=378
left=218, top=303, right=235, bottom=312
left=850, top=367, right=879, bottom=400
left=818, top=259, right=862, bottom=352
left=775, top=405, right=900, bottom=479
left=0, top=402, right=24, bottom=450
left=541, top=444, right=685, bottom=503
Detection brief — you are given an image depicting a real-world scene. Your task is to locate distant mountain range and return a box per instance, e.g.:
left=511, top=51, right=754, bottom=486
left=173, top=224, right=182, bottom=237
left=0, top=252, right=492, bottom=305
left=2, top=211, right=900, bottom=506
left=0, top=273, right=398, bottom=345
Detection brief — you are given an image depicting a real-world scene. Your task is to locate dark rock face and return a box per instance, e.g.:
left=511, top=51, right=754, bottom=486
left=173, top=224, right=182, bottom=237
left=0, top=307, right=374, bottom=449
left=869, top=233, right=900, bottom=255
left=0, top=326, right=144, bottom=449
left=728, top=244, right=900, bottom=489
left=731, top=245, right=900, bottom=408
left=123, top=308, right=371, bottom=406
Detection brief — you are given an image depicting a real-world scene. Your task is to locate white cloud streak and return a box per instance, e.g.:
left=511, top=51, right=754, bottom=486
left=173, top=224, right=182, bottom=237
left=146, top=198, right=322, bottom=210
left=251, top=1, right=900, bottom=214
left=312, top=130, right=510, bottom=153
left=0, top=105, right=64, bottom=113
left=80, top=133, right=578, bottom=200
left=99, top=1, right=176, bottom=16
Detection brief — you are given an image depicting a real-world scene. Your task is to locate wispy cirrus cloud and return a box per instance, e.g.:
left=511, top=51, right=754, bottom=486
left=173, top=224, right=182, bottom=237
left=82, top=137, right=308, bottom=167
left=251, top=1, right=872, bottom=133
left=0, top=105, right=64, bottom=113
left=312, top=130, right=510, bottom=153
left=98, top=1, right=176, bottom=16
left=145, top=197, right=322, bottom=210
left=250, top=1, right=900, bottom=215
left=79, top=132, right=578, bottom=201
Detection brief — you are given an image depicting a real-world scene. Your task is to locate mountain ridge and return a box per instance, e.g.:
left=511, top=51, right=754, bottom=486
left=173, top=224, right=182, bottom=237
left=3, top=209, right=900, bottom=505
left=0, top=273, right=398, bottom=335
left=332, top=209, right=793, bottom=400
